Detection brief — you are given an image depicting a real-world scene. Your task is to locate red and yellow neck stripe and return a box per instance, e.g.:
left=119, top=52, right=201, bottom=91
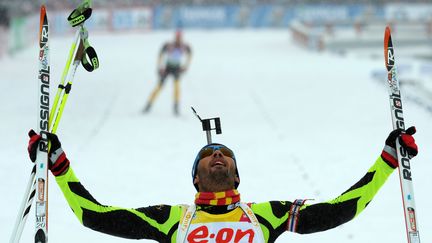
left=195, top=190, right=240, bottom=206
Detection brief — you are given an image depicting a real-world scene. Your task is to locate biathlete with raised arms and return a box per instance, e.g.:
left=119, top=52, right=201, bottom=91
left=26, top=126, right=418, bottom=242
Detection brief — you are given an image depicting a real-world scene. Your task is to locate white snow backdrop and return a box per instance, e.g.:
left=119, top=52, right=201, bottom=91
left=1, top=29, right=431, bottom=242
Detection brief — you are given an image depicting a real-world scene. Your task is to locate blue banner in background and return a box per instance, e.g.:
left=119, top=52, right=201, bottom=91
left=153, top=5, right=240, bottom=29
left=176, top=6, right=231, bottom=28
left=152, top=4, right=385, bottom=29
left=39, top=4, right=391, bottom=34
left=153, top=4, right=293, bottom=29
left=5, top=3, right=426, bottom=56
left=113, top=10, right=134, bottom=29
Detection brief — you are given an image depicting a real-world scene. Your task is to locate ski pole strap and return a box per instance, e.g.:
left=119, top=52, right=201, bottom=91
left=67, top=7, right=92, bottom=27
left=67, top=0, right=92, bottom=27
left=81, top=45, right=99, bottom=72
left=80, top=27, right=99, bottom=72
left=287, top=199, right=308, bottom=232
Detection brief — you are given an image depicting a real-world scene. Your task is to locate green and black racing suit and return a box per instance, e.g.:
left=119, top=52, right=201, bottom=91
left=55, top=156, right=395, bottom=242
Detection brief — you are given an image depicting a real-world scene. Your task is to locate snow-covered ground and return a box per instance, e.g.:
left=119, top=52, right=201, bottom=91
left=1, top=29, right=431, bottom=243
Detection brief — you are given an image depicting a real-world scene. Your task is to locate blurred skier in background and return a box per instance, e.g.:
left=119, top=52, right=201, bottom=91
left=143, top=30, right=192, bottom=116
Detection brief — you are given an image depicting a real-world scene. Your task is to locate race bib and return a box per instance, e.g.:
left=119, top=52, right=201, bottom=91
left=186, top=222, right=256, bottom=243
left=177, top=204, right=265, bottom=243
left=166, top=48, right=183, bottom=66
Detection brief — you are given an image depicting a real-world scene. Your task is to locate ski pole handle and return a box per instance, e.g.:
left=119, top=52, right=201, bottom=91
left=67, top=0, right=92, bottom=27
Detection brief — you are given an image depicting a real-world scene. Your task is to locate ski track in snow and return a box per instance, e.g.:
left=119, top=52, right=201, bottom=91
left=1, top=29, right=431, bottom=243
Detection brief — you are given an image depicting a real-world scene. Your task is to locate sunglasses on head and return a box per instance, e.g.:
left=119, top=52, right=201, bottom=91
left=198, top=145, right=235, bottom=160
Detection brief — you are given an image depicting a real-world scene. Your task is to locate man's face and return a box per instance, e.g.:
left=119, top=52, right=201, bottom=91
left=194, top=149, right=239, bottom=192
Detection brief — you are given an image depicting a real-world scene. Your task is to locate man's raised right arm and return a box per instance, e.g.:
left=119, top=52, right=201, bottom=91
left=27, top=131, right=183, bottom=242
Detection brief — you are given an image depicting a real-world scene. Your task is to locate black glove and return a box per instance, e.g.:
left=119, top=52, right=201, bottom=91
left=27, top=129, right=70, bottom=176
left=381, top=126, right=418, bottom=168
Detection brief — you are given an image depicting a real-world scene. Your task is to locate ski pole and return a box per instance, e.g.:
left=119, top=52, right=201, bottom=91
left=11, top=3, right=97, bottom=242
left=50, top=0, right=96, bottom=132
left=49, top=30, right=81, bottom=130
left=50, top=26, right=98, bottom=134
left=384, top=26, right=421, bottom=243
left=10, top=37, right=86, bottom=243
left=11, top=29, right=86, bottom=243
left=10, top=166, right=36, bottom=243
left=50, top=35, right=84, bottom=134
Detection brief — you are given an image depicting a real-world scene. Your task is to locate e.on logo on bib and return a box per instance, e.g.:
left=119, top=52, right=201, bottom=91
left=186, top=224, right=255, bottom=243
